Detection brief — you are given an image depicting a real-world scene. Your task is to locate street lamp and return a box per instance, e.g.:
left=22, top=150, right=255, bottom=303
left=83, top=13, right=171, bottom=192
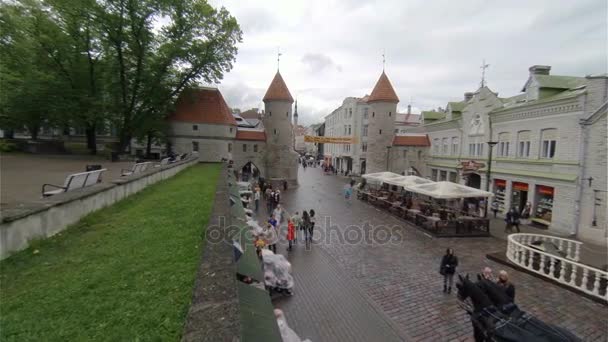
left=386, top=146, right=392, bottom=171
left=484, top=141, right=498, bottom=218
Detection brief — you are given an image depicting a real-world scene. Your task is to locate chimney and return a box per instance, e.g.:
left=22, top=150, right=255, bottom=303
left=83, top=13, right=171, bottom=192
left=464, top=92, right=474, bottom=102
left=407, top=104, right=411, bottom=115
left=529, top=65, right=551, bottom=76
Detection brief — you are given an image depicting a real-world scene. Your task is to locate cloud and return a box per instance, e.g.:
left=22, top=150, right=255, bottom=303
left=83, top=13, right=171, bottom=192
left=301, top=53, right=343, bottom=73
left=210, top=0, right=607, bottom=126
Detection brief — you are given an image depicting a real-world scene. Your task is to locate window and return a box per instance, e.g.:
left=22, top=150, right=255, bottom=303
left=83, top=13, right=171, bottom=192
left=451, top=137, right=459, bottom=155
left=254, top=144, right=258, bottom=152
left=498, top=132, right=511, bottom=157
left=379, top=129, right=382, bottom=135
left=344, top=125, right=347, bottom=134
left=348, top=125, right=351, bottom=135
left=274, top=129, right=278, bottom=135
left=394, top=128, right=399, bottom=133
left=417, top=151, right=422, bottom=160
left=362, top=125, right=368, bottom=136
left=192, top=141, right=199, bottom=152
left=442, top=138, right=449, bottom=155
left=541, top=129, right=557, bottom=158
left=434, top=139, right=441, bottom=154
left=364, top=108, right=369, bottom=119
left=469, top=143, right=475, bottom=156
left=431, top=169, right=438, bottom=181
left=228, top=143, right=232, bottom=153
left=517, top=131, right=531, bottom=158
left=230, top=127, right=233, bottom=133
left=269, top=112, right=271, bottom=116
left=361, top=143, right=367, bottom=152
left=477, top=143, right=484, bottom=156
left=286, top=112, right=289, bottom=117
left=469, top=142, right=483, bottom=156
left=192, top=124, right=198, bottom=131
left=372, top=112, right=375, bottom=118
left=349, top=108, right=352, bottom=117
left=389, top=111, right=392, bottom=117
left=440, top=170, right=447, bottom=181
left=243, top=144, right=247, bottom=152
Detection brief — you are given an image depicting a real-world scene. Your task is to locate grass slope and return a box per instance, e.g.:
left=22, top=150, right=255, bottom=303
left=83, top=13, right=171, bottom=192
left=0, top=163, right=220, bottom=341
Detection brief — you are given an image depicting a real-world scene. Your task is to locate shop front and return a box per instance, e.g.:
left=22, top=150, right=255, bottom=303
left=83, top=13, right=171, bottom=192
left=533, top=185, right=554, bottom=226
left=511, top=181, right=529, bottom=213
left=493, top=179, right=507, bottom=213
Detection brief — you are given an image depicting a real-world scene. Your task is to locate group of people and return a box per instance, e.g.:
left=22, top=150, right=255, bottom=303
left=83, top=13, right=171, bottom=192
left=440, top=249, right=515, bottom=302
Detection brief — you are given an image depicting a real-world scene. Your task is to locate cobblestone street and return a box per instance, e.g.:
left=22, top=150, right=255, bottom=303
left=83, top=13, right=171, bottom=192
left=269, top=166, right=607, bottom=341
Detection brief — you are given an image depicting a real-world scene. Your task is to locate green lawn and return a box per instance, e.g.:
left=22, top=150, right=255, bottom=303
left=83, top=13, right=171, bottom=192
left=0, top=163, right=220, bottom=341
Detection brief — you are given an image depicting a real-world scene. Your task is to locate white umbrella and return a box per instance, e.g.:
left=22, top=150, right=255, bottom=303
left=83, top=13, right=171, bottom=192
left=383, top=175, right=434, bottom=188
left=361, top=172, right=402, bottom=184
left=405, top=181, right=494, bottom=199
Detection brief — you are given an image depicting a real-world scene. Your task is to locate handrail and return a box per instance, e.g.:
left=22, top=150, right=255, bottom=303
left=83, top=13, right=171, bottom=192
left=506, top=233, right=607, bottom=301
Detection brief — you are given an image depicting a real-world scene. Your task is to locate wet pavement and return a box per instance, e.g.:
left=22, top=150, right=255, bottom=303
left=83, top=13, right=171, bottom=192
left=261, top=166, right=607, bottom=342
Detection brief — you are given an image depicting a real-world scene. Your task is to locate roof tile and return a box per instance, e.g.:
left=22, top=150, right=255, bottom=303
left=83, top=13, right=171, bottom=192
left=368, top=72, right=399, bottom=103
left=235, top=130, right=266, bottom=141
left=392, top=135, right=430, bottom=146
left=169, top=88, right=237, bottom=125
left=263, top=72, right=293, bottom=102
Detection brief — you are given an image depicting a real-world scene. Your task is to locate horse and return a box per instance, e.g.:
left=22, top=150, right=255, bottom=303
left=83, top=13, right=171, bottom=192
left=456, top=274, right=582, bottom=342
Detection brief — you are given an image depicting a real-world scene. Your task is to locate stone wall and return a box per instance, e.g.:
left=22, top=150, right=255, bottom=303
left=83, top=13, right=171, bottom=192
left=0, top=157, right=199, bottom=260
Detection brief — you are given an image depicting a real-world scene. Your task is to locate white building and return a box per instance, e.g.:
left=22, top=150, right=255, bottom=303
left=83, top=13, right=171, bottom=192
left=417, top=65, right=607, bottom=243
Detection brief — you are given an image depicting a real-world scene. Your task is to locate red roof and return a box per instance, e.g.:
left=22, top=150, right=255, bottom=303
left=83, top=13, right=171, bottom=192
left=392, top=135, right=430, bottom=146
left=235, top=130, right=266, bottom=141
left=368, top=72, right=399, bottom=103
left=263, top=72, right=294, bottom=102
left=169, top=88, right=237, bottom=125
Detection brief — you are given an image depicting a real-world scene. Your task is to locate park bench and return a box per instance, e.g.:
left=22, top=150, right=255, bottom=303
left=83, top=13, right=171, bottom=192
left=42, top=169, right=107, bottom=197
left=121, top=162, right=152, bottom=176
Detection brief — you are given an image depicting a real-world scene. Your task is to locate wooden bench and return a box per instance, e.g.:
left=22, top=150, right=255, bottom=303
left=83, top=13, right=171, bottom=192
left=121, top=162, right=152, bottom=176
left=42, top=169, right=107, bottom=197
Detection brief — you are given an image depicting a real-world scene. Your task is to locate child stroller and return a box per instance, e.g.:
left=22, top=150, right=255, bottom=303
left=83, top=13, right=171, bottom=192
left=261, top=249, right=294, bottom=296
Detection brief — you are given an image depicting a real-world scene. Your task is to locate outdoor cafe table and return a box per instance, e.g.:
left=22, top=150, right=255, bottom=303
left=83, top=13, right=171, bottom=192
left=456, top=216, right=483, bottom=233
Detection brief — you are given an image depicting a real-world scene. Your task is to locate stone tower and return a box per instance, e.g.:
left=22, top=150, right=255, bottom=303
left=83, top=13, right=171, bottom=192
left=366, top=71, right=399, bottom=173
left=262, top=71, right=299, bottom=186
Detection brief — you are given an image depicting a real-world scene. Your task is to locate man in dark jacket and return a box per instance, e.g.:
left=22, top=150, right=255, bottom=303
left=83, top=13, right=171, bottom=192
left=440, top=248, right=458, bottom=293
left=497, top=270, right=515, bottom=302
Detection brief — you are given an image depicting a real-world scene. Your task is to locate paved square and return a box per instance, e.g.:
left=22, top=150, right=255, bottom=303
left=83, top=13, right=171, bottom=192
left=269, top=167, right=607, bottom=341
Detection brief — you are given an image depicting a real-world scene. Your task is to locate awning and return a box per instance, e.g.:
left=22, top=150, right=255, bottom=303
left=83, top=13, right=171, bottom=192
left=405, top=181, right=494, bottom=199
left=383, top=175, right=434, bottom=188
left=361, top=172, right=402, bottom=184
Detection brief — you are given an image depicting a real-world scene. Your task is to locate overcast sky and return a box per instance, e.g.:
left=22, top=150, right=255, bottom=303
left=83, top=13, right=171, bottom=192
left=208, top=0, right=607, bottom=125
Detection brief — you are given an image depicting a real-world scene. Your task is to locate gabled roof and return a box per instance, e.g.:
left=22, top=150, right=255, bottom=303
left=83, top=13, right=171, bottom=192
left=392, top=134, right=430, bottom=146
left=170, top=88, right=237, bottom=126
left=448, top=101, right=466, bottom=112
left=368, top=72, right=399, bottom=103
left=235, top=130, right=266, bottom=141
left=240, top=109, right=260, bottom=119
left=263, top=72, right=294, bottom=103
left=522, top=74, right=585, bottom=92
left=421, top=111, right=445, bottom=120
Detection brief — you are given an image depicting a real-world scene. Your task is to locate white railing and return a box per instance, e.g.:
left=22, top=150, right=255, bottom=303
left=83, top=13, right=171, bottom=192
left=506, top=233, right=608, bottom=302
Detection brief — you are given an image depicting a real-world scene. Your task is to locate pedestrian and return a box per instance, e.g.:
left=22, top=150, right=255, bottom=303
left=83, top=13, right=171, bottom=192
left=481, top=266, right=494, bottom=281
left=273, top=204, right=284, bottom=227
left=302, top=210, right=311, bottom=242
left=266, top=190, right=274, bottom=214
left=254, top=188, right=261, bottom=212
left=350, top=177, right=356, bottom=187
left=491, top=200, right=499, bottom=218
left=287, top=219, right=295, bottom=251
left=283, top=180, right=288, bottom=191
left=291, top=211, right=301, bottom=242
left=521, top=202, right=531, bottom=223
left=505, top=207, right=521, bottom=233
left=308, top=209, right=316, bottom=242
left=344, top=183, right=352, bottom=200
left=496, top=270, right=515, bottom=302
left=274, top=189, right=281, bottom=205
left=265, top=222, right=277, bottom=254
left=439, top=248, right=458, bottom=293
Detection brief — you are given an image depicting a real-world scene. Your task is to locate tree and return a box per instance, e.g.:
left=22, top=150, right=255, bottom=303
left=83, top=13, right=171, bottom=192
left=97, top=0, right=242, bottom=152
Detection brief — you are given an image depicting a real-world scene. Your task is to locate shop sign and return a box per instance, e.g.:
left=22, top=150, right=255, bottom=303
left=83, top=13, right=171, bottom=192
left=494, top=179, right=506, bottom=187
left=537, top=185, right=554, bottom=195
left=461, top=160, right=485, bottom=172
left=513, top=182, right=529, bottom=191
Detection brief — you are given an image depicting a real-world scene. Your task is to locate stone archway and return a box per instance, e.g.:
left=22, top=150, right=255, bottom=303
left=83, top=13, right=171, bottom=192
left=466, top=173, right=481, bottom=189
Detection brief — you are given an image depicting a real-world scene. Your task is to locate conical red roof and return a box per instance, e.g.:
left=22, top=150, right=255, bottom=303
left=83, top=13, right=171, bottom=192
left=368, top=71, right=399, bottom=103
left=263, top=72, right=294, bottom=102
